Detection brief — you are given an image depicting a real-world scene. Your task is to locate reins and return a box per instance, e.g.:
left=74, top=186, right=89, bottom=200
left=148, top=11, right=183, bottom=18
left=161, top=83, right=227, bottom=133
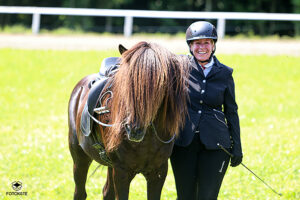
left=90, top=107, right=175, bottom=144
left=150, top=122, right=176, bottom=144
left=90, top=88, right=175, bottom=144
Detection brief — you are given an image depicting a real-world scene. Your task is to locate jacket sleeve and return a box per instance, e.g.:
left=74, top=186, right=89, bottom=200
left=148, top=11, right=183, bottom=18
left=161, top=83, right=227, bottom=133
left=224, top=71, right=243, bottom=156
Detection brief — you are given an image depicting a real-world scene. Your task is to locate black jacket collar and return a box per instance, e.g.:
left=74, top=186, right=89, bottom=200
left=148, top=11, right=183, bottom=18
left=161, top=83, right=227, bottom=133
left=191, top=56, right=222, bottom=79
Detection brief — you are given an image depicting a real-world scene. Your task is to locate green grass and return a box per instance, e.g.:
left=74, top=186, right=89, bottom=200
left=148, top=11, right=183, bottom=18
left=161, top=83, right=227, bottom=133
left=0, top=48, right=299, bottom=199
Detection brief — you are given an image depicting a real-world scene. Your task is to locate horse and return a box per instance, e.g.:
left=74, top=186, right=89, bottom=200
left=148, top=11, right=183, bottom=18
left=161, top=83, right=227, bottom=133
left=68, top=41, right=189, bottom=200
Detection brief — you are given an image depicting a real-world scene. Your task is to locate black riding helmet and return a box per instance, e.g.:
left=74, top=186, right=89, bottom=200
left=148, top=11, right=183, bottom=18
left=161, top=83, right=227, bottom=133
left=186, top=21, right=218, bottom=63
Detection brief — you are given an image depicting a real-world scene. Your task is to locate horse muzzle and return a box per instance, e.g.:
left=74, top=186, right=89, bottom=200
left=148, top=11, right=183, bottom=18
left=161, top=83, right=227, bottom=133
left=124, top=124, right=146, bottom=142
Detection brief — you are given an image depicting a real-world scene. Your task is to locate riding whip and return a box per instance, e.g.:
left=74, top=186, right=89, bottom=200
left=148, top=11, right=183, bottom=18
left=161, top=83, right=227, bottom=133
left=217, top=143, right=282, bottom=197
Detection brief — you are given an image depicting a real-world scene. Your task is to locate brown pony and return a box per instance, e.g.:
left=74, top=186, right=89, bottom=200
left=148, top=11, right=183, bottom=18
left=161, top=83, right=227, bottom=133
left=68, top=41, right=189, bottom=200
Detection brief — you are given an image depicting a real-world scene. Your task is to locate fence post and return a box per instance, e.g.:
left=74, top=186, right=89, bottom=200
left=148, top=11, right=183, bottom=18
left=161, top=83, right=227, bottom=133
left=32, top=12, right=41, bottom=35
left=217, top=18, right=226, bottom=39
left=124, top=15, right=133, bottom=37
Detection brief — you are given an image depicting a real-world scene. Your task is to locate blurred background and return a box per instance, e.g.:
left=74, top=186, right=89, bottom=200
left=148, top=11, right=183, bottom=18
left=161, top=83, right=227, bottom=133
left=0, top=0, right=299, bottom=37
left=0, top=1, right=299, bottom=199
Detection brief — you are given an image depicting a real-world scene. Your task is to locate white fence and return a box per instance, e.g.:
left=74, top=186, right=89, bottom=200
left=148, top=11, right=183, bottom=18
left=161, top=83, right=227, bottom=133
left=1, top=6, right=300, bottom=38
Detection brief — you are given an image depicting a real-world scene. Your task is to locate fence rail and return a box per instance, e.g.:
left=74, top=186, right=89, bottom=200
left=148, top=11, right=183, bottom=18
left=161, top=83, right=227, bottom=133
left=1, top=6, right=300, bottom=37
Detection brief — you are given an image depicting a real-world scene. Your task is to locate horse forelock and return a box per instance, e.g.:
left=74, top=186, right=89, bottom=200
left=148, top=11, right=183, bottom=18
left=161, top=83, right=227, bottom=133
left=105, top=41, right=189, bottom=151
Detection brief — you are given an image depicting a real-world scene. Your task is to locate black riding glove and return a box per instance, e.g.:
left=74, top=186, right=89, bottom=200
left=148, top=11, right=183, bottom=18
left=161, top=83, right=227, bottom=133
left=230, top=154, right=243, bottom=167
left=230, top=145, right=243, bottom=167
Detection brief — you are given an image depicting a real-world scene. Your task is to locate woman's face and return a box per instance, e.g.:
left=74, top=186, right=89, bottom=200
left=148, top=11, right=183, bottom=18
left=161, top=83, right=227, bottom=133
left=190, top=38, right=214, bottom=65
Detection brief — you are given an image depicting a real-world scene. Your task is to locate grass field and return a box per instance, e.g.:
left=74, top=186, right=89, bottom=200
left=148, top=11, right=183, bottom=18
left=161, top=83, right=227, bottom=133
left=0, top=48, right=299, bottom=200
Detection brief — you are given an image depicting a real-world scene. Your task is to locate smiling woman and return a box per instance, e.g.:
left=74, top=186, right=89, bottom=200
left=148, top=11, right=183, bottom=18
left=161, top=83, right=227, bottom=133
left=170, top=21, right=243, bottom=200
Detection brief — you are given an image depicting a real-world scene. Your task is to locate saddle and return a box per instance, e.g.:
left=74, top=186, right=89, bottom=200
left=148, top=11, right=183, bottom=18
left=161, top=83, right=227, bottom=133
left=80, top=57, right=120, bottom=137
left=79, top=57, right=120, bottom=166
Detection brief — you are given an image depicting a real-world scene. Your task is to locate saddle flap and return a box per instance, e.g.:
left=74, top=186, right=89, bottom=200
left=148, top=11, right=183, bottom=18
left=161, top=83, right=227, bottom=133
left=80, top=103, right=92, bottom=136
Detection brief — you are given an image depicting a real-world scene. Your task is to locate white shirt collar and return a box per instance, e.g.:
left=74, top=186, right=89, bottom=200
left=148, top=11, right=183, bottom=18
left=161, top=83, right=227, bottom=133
left=201, top=58, right=214, bottom=77
left=203, top=58, right=214, bottom=69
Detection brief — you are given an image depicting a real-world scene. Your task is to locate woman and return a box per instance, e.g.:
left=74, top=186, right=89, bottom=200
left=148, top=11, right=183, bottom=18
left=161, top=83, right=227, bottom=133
left=170, top=21, right=243, bottom=200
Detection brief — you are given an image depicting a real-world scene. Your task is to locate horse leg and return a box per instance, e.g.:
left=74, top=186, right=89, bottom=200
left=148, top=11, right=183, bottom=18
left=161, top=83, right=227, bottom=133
left=112, top=167, right=134, bottom=200
left=102, top=167, right=115, bottom=200
left=144, top=162, right=168, bottom=200
left=69, top=136, right=92, bottom=200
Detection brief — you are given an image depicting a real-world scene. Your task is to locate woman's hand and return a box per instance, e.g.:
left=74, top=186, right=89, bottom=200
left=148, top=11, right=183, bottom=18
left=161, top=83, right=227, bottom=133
left=230, top=154, right=243, bottom=167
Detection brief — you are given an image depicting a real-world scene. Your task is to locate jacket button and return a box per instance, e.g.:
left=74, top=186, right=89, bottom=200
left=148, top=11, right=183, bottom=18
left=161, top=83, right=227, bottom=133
left=203, top=80, right=206, bottom=83
left=200, top=100, right=203, bottom=104
left=198, top=110, right=202, bottom=114
left=201, top=90, right=205, bottom=94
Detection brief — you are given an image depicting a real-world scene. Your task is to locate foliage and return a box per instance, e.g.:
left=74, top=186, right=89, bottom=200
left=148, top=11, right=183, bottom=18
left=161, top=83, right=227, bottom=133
left=0, top=48, right=299, bottom=199
left=1, top=24, right=32, bottom=34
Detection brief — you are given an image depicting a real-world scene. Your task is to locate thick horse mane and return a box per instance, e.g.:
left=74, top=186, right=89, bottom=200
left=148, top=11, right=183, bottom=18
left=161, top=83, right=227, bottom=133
left=104, top=41, right=189, bottom=151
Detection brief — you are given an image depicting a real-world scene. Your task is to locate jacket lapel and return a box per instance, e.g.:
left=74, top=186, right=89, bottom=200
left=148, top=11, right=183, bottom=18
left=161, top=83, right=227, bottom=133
left=206, top=57, right=222, bottom=79
left=190, top=57, right=205, bottom=78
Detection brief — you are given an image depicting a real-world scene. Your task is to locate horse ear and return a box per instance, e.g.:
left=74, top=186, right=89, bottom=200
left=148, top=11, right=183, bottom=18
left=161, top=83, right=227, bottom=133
left=118, top=44, right=127, bottom=55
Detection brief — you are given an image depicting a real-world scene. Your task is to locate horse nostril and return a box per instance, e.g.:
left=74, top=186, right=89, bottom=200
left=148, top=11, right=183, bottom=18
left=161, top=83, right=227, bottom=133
left=125, top=124, right=131, bottom=134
